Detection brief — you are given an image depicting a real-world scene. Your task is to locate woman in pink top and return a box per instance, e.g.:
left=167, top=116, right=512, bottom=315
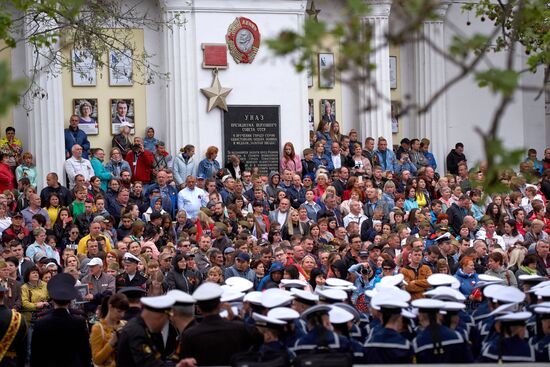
left=280, top=142, right=302, bottom=174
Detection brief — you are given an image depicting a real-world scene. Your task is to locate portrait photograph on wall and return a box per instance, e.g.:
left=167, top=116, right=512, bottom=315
left=308, top=99, right=315, bottom=131
left=320, top=99, right=336, bottom=124
left=391, top=101, right=399, bottom=133
left=73, top=99, right=99, bottom=135
left=71, top=49, right=97, bottom=86
left=318, top=53, right=335, bottom=88
left=110, top=99, right=135, bottom=135
left=109, top=49, right=133, bottom=86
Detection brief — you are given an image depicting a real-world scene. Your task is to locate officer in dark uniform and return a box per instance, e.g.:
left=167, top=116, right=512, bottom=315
left=30, top=273, right=91, bottom=367
left=411, top=298, right=473, bottom=363
left=179, top=282, right=262, bottom=365
left=119, top=286, right=147, bottom=321
left=116, top=253, right=148, bottom=291
left=167, top=290, right=197, bottom=362
left=249, top=312, right=294, bottom=364
left=364, top=293, right=413, bottom=363
left=530, top=304, right=550, bottom=362
left=0, top=284, right=27, bottom=367
left=116, top=294, right=177, bottom=367
left=479, top=311, right=535, bottom=362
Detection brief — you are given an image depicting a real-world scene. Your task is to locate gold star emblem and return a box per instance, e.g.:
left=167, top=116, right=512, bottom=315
left=201, top=71, right=232, bottom=112
left=306, top=1, right=321, bottom=22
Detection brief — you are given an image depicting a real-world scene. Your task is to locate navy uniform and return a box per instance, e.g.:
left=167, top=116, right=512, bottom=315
left=292, top=305, right=352, bottom=355
left=179, top=282, right=262, bottom=365
left=480, top=311, right=535, bottom=362
left=411, top=299, right=473, bottom=363
left=116, top=253, right=148, bottom=291
left=116, top=294, right=177, bottom=367
left=30, top=274, right=91, bottom=367
left=328, top=306, right=365, bottom=363
left=250, top=312, right=294, bottom=364
left=266, top=307, right=302, bottom=349
left=0, top=284, right=27, bottom=367
left=529, top=305, right=550, bottom=362
left=363, top=290, right=414, bottom=364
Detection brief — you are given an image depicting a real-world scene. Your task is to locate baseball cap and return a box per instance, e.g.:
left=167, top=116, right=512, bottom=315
left=235, top=252, right=250, bottom=262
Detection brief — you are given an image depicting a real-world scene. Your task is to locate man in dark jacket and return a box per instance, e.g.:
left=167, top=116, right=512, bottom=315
left=446, top=142, right=467, bottom=175
left=447, top=195, right=472, bottom=236
left=257, top=261, right=284, bottom=291
left=31, top=274, right=91, bottom=367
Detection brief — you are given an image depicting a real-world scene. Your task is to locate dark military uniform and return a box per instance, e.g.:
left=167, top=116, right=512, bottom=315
left=364, top=327, right=414, bottom=363
left=0, top=305, right=27, bottom=367
left=116, top=271, right=147, bottom=291
left=30, top=308, right=91, bottom=367
left=117, top=315, right=176, bottom=367
left=480, top=334, right=535, bottom=362
left=412, top=324, right=474, bottom=363
left=179, top=315, right=262, bottom=365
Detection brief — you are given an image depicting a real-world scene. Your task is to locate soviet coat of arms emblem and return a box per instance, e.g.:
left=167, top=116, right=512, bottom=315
left=226, top=17, right=261, bottom=64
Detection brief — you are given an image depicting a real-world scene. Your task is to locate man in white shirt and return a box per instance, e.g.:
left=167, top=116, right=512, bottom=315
left=343, top=200, right=368, bottom=227
left=177, top=175, right=208, bottom=220
left=64, top=144, right=94, bottom=189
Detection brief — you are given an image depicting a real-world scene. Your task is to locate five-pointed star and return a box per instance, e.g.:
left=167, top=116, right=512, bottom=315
left=306, top=1, right=321, bottom=22
left=201, top=73, right=232, bottom=112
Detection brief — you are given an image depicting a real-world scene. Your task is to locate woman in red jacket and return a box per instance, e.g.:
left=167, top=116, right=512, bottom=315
left=0, top=153, right=15, bottom=193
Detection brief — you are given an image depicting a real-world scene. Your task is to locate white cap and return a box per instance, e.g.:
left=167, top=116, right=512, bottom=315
left=374, top=284, right=411, bottom=303
left=252, top=312, right=286, bottom=327
left=167, top=290, right=195, bottom=305
left=401, top=308, right=417, bottom=319
left=192, top=282, right=223, bottom=302
left=219, top=305, right=239, bottom=319
left=267, top=307, right=300, bottom=321
left=301, top=304, right=331, bottom=320
left=325, top=278, right=354, bottom=288
left=411, top=298, right=446, bottom=310
left=478, top=274, right=506, bottom=283
left=225, top=277, right=254, bottom=292
left=333, top=303, right=361, bottom=322
left=290, top=288, right=319, bottom=304
left=427, top=273, right=460, bottom=289
left=261, top=289, right=294, bottom=309
left=379, top=273, right=406, bottom=287
left=123, top=252, right=141, bottom=264
left=371, top=294, right=409, bottom=310
left=243, top=291, right=263, bottom=305
left=530, top=280, right=550, bottom=292
left=220, top=289, right=245, bottom=303
left=484, top=285, right=525, bottom=304
left=534, top=286, right=550, bottom=298
left=87, top=257, right=103, bottom=267
left=280, top=279, right=308, bottom=290
left=424, top=286, right=466, bottom=302
left=434, top=232, right=452, bottom=242
left=441, top=301, right=466, bottom=312
left=316, top=288, right=347, bottom=303
left=495, top=311, right=532, bottom=322
left=328, top=305, right=354, bottom=324
left=488, top=303, right=519, bottom=317
left=141, top=294, right=175, bottom=311
left=533, top=305, right=550, bottom=315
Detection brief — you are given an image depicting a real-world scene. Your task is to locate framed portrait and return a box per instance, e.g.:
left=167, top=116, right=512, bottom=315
left=320, top=99, right=336, bottom=125
left=110, top=99, right=135, bottom=135
left=73, top=99, right=99, bottom=135
left=308, top=99, right=315, bottom=131
left=71, top=49, right=97, bottom=86
left=109, top=49, right=133, bottom=86
left=391, top=101, right=399, bottom=133
left=318, top=53, right=335, bottom=88
left=390, top=56, right=397, bottom=89
left=74, top=284, right=89, bottom=304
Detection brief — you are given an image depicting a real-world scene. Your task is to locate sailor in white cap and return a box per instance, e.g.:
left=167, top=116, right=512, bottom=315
left=471, top=274, right=506, bottom=322
left=260, top=288, right=294, bottom=309
left=364, top=294, right=413, bottom=364
left=267, top=307, right=302, bottom=349
left=116, top=252, right=147, bottom=291
left=168, top=289, right=196, bottom=336
left=179, top=282, right=262, bottom=366
left=242, top=291, right=265, bottom=325
left=332, top=303, right=365, bottom=343
left=328, top=306, right=365, bottom=363
left=479, top=311, right=535, bottom=362
left=289, top=288, right=319, bottom=339
left=411, top=298, right=474, bottom=363
left=247, top=313, right=295, bottom=364
left=530, top=304, right=550, bottom=362
left=292, top=305, right=352, bottom=357
left=316, top=288, right=348, bottom=304
left=116, top=294, right=176, bottom=367
left=280, top=278, right=308, bottom=291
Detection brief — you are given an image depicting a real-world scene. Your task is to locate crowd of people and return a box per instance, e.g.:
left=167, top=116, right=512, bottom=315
left=0, top=110, right=550, bottom=366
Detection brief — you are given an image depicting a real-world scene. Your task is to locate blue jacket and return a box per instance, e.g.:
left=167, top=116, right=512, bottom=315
left=424, top=151, right=437, bottom=170
left=197, top=158, right=220, bottom=179
left=90, top=157, right=112, bottom=191
left=173, top=153, right=196, bottom=186
left=64, top=128, right=90, bottom=159
left=257, top=261, right=284, bottom=291
left=143, top=137, right=158, bottom=153
left=312, top=153, right=334, bottom=171
left=454, top=268, right=479, bottom=297
left=145, top=184, right=178, bottom=218
left=374, top=149, right=397, bottom=173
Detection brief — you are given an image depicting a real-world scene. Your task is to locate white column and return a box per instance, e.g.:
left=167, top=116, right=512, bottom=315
left=161, top=1, right=200, bottom=155
left=25, top=38, right=65, bottom=189
left=414, top=3, right=449, bottom=175
left=361, top=0, right=393, bottom=147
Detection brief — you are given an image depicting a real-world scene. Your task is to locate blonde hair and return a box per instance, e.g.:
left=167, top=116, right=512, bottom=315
left=207, top=266, right=224, bottom=284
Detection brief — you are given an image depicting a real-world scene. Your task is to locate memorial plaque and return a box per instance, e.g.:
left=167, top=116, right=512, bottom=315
left=223, top=105, right=280, bottom=175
